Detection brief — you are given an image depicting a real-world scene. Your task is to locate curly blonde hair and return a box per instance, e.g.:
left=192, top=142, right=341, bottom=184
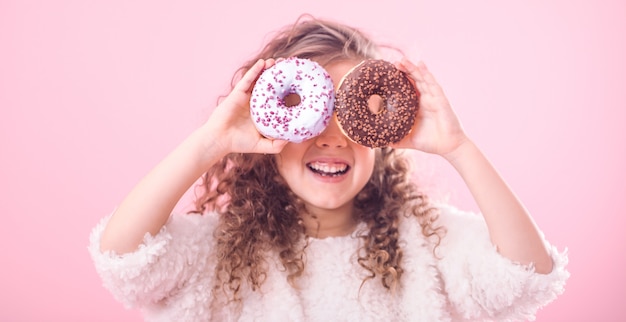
left=193, top=15, right=443, bottom=301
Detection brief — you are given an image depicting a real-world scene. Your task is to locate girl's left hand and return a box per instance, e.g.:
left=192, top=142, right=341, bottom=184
left=393, top=60, right=554, bottom=274
left=390, top=58, right=468, bottom=157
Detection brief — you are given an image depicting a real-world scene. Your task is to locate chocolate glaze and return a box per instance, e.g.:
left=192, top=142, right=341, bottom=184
left=335, top=60, right=418, bottom=148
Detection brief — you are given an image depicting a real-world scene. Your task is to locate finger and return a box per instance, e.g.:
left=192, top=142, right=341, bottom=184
left=410, top=60, right=446, bottom=97
left=397, top=57, right=423, bottom=80
left=395, top=59, right=420, bottom=97
left=401, top=58, right=443, bottom=96
left=255, top=138, right=289, bottom=154
left=263, top=57, right=287, bottom=71
left=234, top=59, right=266, bottom=93
left=414, top=61, right=438, bottom=87
left=265, top=57, right=277, bottom=69
left=398, top=58, right=432, bottom=95
left=394, top=59, right=411, bottom=71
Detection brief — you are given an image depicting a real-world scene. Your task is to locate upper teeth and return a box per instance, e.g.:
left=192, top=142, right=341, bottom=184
left=309, top=162, right=347, bottom=174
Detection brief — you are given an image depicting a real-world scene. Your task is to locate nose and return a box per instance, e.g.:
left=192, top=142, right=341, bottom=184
left=315, top=115, right=348, bottom=148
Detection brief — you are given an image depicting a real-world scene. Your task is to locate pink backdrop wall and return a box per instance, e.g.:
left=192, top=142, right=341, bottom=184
left=2, top=0, right=625, bottom=320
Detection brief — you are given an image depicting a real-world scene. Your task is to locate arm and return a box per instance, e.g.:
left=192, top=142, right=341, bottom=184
left=443, top=140, right=553, bottom=273
left=100, top=59, right=288, bottom=254
left=393, top=59, right=553, bottom=273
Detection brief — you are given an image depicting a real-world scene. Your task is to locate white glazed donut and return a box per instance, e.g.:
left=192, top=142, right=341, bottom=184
left=250, top=57, right=335, bottom=143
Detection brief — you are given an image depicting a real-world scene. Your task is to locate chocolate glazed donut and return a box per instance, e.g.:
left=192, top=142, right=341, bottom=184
left=335, top=60, right=419, bottom=148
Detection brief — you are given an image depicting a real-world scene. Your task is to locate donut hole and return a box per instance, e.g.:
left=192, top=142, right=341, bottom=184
left=283, top=93, right=302, bottom=107
left=367, top=94, right=385, bottom=115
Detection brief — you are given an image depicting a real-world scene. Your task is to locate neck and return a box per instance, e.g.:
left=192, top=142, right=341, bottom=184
left=301, top=203, right=358, bottom=238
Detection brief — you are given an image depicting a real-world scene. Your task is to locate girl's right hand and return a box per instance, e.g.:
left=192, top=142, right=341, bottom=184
left=100, top=59, right=287, bottom=254
left=202, top=58, right=288, bottom=157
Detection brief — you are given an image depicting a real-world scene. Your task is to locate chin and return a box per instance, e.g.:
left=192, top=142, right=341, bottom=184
left=305, top=197, right=354, bottom=212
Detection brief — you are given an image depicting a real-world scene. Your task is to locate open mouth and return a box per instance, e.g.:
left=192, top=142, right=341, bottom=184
left=306, top=161, right=350, bottom=177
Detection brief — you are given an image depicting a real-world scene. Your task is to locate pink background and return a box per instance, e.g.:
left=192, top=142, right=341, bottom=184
left=1, top=0, right=625, bottom=320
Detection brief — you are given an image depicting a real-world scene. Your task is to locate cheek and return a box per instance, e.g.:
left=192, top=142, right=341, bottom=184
left=356, top=149, right=377, bottom=179
left=274, top=154, right=292, bottom=181
left=274, top=146, right=303, bottom=179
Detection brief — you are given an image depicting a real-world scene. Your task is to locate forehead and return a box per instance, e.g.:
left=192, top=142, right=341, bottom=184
left=323, top=60, right=361, bottom=88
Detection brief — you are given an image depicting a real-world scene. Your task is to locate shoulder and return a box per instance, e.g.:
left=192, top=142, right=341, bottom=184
left=396, top=203, right=492, bottom=269
left=434, top=203, right=488, bottom=243
left=397, top=203, right=482, bottom=248
left=165, top=211, right=220, bottom=238
left=88, top=210, right=221, bottom=312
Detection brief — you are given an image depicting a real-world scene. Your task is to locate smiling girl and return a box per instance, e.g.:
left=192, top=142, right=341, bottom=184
left=89, top=16, right=568, bottom=321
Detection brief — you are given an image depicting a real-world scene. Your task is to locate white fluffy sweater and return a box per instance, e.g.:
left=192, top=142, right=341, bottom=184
left=88, top=204, right=569, bottom=321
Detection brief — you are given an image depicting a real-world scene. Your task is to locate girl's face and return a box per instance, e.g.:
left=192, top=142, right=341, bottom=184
left=275, top=61, right=376, bottom=218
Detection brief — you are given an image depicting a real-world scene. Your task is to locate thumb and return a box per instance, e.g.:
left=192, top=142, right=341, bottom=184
left=254, top=138, right=289, bottom=154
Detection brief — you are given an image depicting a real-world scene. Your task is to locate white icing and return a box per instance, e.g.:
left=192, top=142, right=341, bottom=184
left=250, top=57, right=335, bottom=143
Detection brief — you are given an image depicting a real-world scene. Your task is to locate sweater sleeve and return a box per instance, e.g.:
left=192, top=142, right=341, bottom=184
left=434, top=204, right=569, bottom=321
left=87, top=211, right=219, bottom=309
